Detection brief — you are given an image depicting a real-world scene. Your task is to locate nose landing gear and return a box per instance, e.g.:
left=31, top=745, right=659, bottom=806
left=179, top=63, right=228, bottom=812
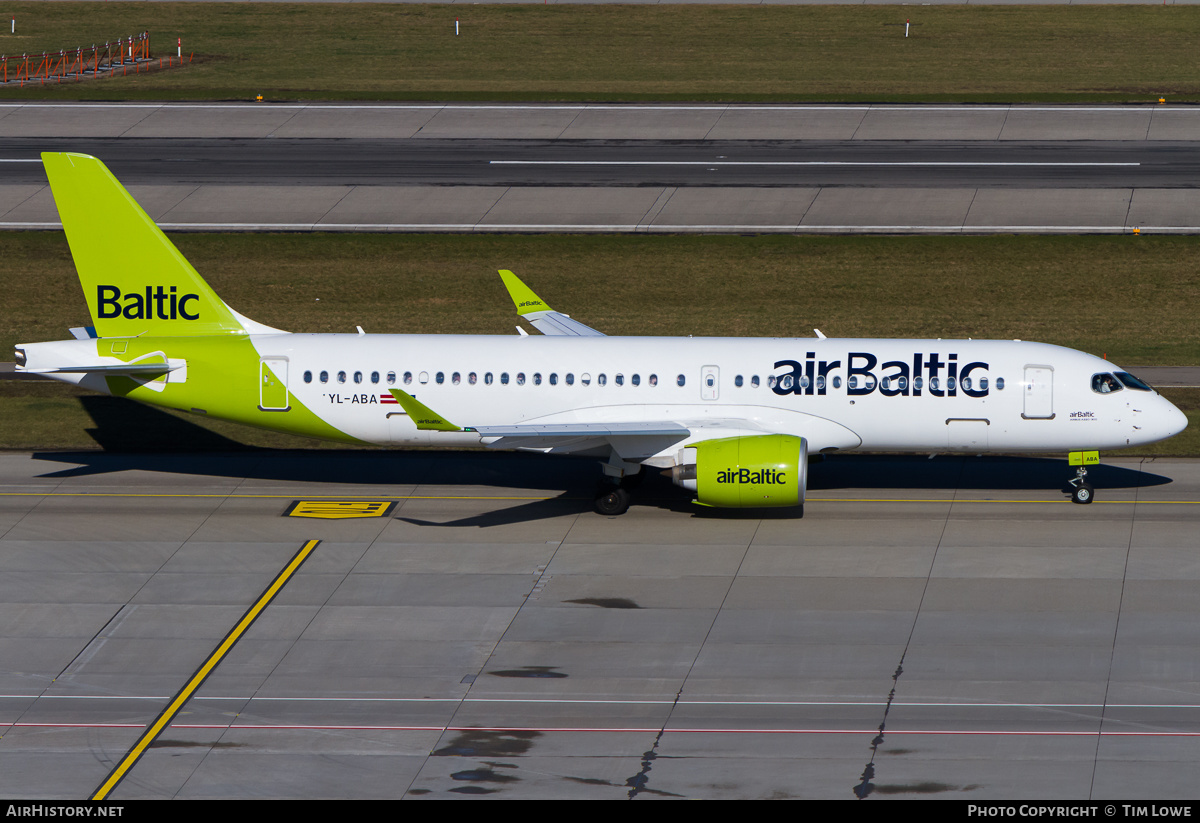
left=1068, top=468, right=1094, bottom=504
left=1067, top=451, right=1099, bottom=504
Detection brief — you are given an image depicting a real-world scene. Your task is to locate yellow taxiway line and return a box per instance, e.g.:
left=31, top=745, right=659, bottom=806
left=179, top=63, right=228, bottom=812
left=91, top=538, right=321, bottom=801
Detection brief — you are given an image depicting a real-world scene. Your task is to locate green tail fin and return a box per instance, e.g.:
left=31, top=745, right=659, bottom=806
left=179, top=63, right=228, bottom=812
left=42, top=152, right=246, bottom=338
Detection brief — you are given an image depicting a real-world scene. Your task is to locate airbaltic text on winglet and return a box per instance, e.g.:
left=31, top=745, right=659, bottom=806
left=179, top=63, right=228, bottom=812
left=97, top=285, right=200, bottom=320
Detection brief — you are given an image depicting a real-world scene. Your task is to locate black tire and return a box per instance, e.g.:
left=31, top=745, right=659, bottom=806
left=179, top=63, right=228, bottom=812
left=1071, top=483, right=1094, bottom=505
left=594, top=487, right=631, bottom=516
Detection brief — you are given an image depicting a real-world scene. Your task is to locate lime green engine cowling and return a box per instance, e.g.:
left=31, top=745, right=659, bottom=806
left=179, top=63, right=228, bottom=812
left=687, top=434, right=808, bottom=508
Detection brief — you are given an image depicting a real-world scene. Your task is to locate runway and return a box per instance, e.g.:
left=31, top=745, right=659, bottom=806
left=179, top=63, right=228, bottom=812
left=6, top=103, right=1200, bottom=233
left=0, top=138, right=1187, bottom=188
left=2, top=449, right=1199, bottom=799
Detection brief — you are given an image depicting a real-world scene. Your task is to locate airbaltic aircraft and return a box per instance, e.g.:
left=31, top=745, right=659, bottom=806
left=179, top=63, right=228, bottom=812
left=15, top=153, right=1189, bottom=514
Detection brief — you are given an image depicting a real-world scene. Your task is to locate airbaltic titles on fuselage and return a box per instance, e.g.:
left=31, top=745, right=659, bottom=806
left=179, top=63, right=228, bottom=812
left=772, top=352, right=993, bottom=398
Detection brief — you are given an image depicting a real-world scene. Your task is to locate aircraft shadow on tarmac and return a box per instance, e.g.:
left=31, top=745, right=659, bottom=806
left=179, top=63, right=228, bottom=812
left=27, top=395, right=1177, bottom=525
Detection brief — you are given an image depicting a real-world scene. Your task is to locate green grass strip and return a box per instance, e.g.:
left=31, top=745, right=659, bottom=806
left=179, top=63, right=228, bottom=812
left=3, top=3, right=1200, bottom=102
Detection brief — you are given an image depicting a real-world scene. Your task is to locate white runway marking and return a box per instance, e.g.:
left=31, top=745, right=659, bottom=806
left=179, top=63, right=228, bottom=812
left=491, top=160, right=1141, bottom=167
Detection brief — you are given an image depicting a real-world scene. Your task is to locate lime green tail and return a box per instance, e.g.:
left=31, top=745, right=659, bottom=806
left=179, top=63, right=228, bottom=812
left=42, top=152, right=247, bottom=338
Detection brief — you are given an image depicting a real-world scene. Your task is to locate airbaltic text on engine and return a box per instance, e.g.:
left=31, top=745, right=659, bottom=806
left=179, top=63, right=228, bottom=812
left=716, top=468, right=787, bottom=485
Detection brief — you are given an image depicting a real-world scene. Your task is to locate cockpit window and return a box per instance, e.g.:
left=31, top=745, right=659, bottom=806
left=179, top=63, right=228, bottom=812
left=1114, top=371, right=1154, bottom=391
left=1092, top=373, right=1123, bottom=394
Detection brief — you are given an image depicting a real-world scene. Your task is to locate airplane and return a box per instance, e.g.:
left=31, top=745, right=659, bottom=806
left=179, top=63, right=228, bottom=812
left=14, top=153, right=1189, bottom=515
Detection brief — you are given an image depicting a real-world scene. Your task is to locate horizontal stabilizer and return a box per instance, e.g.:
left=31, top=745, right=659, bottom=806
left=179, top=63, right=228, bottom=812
left=31, top=362, right=178, bottom=375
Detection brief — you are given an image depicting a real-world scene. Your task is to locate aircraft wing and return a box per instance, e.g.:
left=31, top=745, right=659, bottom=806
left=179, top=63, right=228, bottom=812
left=388, top=389, right=689, bottom=453
left=499, top=270, right=605, bottom=337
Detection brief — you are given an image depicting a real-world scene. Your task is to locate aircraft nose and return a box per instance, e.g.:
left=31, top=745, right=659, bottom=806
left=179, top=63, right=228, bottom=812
left=1164, top=399, right=1189, bottom=438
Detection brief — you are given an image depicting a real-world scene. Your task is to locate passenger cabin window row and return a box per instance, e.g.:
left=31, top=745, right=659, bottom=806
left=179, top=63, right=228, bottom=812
left=301, top=370, right=686, bottom=387
left=297, top=368, right=1019, bottom=394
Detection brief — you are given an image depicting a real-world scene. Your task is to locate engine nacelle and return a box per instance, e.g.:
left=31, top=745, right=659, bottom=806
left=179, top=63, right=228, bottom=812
left=670, top=434, right=807, bottom=508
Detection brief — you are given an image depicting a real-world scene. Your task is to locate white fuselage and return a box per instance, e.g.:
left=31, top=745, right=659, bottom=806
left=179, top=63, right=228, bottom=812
left=252, top=333, right=1187, bottom=460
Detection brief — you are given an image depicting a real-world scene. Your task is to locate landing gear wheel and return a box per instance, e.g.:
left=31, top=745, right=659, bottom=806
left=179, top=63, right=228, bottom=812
left=1071, top=483, right=1094, bottom=505
left=594, top=486, right=631, bottom=516
left=1068, top=463, right=1095, bottom=505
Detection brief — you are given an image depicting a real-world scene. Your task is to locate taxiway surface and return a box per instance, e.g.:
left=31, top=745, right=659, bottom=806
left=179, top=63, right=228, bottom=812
left=2, top=449, right=1199, bottom=799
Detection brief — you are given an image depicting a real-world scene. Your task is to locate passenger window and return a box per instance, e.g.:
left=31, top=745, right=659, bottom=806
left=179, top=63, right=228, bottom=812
left=581, top=373, right=591, bottom=386
left=767, top=375, right=777, bottom=389
left=320, top=371, right=329, bottom=384
left=897, top=376, right=907, bottom=390
left=517, top=372, right=526, bottom=385
left=501, top=372, right=510, bottom=385
left=566, top=373, right=574, bottom=386
left=832, top=376, right=842, bottom=389
left=436, top=372, right=445, bottom=385
left=387, top=371, right=396, bottom=385
left=979, top=377, right=988, bottom=391
left=598, top=374, right=606, bottom=386
left=632, top=374, right=641, bottom=386
left=881, top=377, right=889, bottom=390
left=371, top=371, right=380, bottom=384
left=485, top=372, right=494, bottom=385
left=913, top=376, right=923, bottom=390
left=996, top=377, right=1005, bottom=390
left=337, top=371, right=347, bottom=384
left=354, top=371, right=363, bottom=384
left=404, top=372, right=414, bottom=385
left=615, top=374, right=624, bottom=386
left=533, top=373, right=542, bottom=385
left=550, top=373, right=558, bottom=385
left=469, top=372, right=478, bottom=385
left=735, top=375, right=743, bottom=387
left=817, top=375, right=825, bottom=390
left=452, top=372, right=461, bottom=385
left=303, top=371, right=312, bottom=384
left=677, top=374, right=686, bottom=387
left=751, top=375, right=760, bottom=388
left=419, top=371, right=429, bottom=384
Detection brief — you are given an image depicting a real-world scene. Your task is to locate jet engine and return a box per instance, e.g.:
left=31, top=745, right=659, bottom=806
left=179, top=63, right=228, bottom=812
left=669, top=434, right=807, bottom=508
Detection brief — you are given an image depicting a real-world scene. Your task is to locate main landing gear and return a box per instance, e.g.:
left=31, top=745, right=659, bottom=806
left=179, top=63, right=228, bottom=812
left=594, top=462, right=644, bottom=516
left=595, top=485, right=632, bottom=516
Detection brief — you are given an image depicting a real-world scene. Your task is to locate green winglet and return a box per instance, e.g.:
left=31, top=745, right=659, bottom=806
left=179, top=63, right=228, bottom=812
left=499, top=270, right=552, bottom=316
left=388, top=389, right=463, bottom=432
